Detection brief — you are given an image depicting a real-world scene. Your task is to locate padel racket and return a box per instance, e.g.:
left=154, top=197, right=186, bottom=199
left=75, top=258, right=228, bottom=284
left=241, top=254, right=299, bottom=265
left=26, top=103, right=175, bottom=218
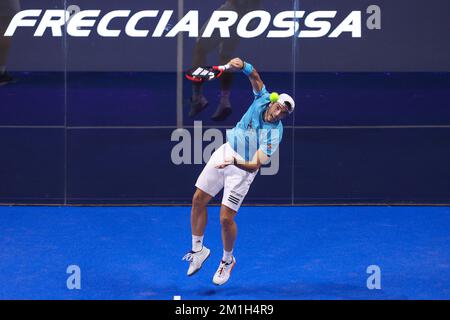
left=185, top=64, right=231, bottom=83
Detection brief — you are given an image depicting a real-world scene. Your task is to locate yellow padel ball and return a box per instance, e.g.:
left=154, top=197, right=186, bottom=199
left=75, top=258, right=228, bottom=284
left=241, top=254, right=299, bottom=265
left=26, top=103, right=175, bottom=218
left=270, top=92, right=279, bottom=103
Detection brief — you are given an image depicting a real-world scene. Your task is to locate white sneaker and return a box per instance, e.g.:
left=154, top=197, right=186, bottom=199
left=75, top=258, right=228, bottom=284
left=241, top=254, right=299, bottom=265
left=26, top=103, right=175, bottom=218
left=212, top=257, right=236, bottom=285
left=182, top=246, right=211, bottom=276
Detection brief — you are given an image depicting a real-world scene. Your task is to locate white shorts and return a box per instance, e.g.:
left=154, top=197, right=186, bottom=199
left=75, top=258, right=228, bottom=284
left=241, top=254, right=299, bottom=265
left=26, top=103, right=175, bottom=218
left=195, top=142, right=257, bottom=212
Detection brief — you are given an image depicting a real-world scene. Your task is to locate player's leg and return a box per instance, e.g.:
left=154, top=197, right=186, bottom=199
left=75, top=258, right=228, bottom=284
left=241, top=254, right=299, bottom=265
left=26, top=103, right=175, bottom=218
left=220, top=204, right=237, bottom=259
left=182, top=188, right=213, bottom=276
left=190, top=187, right=212, bottom=248
left=211, top=38, right=240, bottom=121
left=213, top=147, right=258, bottom=285
left=212, top=204, right=238, bottom=285
left=183, top=144, right=227, bottom=276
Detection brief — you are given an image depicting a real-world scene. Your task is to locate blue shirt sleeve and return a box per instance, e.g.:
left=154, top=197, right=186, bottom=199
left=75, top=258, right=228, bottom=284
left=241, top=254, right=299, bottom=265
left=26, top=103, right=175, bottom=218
left=253, top=85, right=269, bottom=99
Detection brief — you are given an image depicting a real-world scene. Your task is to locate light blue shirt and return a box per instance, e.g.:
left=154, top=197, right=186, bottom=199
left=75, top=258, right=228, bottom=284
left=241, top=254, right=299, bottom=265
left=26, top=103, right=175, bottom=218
left=226, top=86, right=283, bottom=161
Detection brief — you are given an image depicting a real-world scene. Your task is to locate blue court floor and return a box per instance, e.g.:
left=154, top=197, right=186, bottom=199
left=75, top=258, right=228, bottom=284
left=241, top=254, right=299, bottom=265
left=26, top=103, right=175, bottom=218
left=0, top=206, right=449, bottom=300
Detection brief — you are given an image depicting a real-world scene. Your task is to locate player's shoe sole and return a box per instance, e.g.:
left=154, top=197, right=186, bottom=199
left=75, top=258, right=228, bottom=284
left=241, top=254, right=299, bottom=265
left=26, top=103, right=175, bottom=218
left=183, top=246, right=211, bottom=276
left=212, top=257, right=236, bottom=285
left=188, top=249, right=211, bottom=276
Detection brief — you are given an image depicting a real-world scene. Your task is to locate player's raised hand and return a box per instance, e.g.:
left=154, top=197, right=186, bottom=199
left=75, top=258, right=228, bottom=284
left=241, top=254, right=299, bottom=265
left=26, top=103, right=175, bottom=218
left=227, top=58, right=244, bottom=70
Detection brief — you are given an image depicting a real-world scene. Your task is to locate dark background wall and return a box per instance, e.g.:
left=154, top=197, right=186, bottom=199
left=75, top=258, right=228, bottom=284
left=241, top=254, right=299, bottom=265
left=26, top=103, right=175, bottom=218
left=6, top=0, right=450, bottom=72
left=1, top=1, right=450, bottom=205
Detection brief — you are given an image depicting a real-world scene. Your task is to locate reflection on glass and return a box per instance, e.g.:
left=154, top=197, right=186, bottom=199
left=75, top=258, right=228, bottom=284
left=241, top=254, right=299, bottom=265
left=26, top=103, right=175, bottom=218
left=190, top=0, right=262, bottom=121
left=0, top=0, right=20, bottom=85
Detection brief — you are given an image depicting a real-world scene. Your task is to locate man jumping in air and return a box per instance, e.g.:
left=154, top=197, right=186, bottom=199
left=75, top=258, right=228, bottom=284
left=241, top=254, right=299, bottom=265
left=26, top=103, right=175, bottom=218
left=182, top=57, right=295, bottom=285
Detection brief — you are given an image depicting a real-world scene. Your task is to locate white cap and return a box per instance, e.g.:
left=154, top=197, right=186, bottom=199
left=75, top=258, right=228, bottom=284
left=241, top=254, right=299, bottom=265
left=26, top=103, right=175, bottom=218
left=278, top=93, right=295, bottom=114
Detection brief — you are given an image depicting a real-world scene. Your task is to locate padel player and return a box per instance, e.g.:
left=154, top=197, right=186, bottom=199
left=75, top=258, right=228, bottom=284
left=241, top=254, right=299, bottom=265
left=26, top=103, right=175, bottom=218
left=182, top=57, right=295, bottom=285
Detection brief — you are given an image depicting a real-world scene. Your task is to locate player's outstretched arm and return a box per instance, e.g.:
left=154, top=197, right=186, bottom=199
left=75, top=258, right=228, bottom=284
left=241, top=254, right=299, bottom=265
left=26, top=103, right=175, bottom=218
left=227, top=57, right=264, bottom=93
left=233, top=149, right=270, bottom=173
left=214, top=149, right=270, bottom=173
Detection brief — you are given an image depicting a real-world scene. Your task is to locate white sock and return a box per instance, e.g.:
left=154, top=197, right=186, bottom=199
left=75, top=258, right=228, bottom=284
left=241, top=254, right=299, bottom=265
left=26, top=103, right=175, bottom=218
left=222, top=249, right=233, bottom=263
left=192, top=235, right=204, bottom=252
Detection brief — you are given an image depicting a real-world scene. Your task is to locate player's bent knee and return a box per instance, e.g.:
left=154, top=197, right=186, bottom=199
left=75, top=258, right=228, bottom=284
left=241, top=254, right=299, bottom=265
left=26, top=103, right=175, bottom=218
left=191, top=194, right=205, bottom=208
left=192, top=189, right=210, bottom=208
left=220, top=214, right=235, bottom=228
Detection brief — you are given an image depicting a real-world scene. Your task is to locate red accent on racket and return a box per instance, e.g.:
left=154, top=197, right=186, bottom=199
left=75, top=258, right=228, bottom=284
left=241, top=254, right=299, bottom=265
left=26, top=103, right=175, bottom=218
left=185, top=64, right=231, bottom=83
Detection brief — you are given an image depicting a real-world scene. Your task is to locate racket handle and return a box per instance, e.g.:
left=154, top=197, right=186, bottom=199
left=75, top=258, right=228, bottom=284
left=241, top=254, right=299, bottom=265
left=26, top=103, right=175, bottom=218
left=217, top=64, right=231, bottom=71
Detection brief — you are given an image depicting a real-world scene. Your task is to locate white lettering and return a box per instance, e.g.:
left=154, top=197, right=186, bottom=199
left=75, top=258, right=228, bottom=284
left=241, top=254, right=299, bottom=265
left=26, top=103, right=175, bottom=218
left=125, top=10, right=158, bottom=37
left=166, top=10, right=198, bottom=37
left=329, top=11, right=361, bottom=38
left=300, top=11, right=336, bottom=38
left=237, top=10, right=271, bottom=38
left=98, top=10, right=131, bottom=37
left=268, top=11, right=304, bottom=38
left=34, top=10, right=69, bottom=37
left=202, top=11, right=238, bottom=38
left=4, top=9, right=368, bottom=39
left=152, top=10, right=173, bottom=37
left=67, top=10, right=101, bottom=37
left=4, top=9, right=42, bottom=36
